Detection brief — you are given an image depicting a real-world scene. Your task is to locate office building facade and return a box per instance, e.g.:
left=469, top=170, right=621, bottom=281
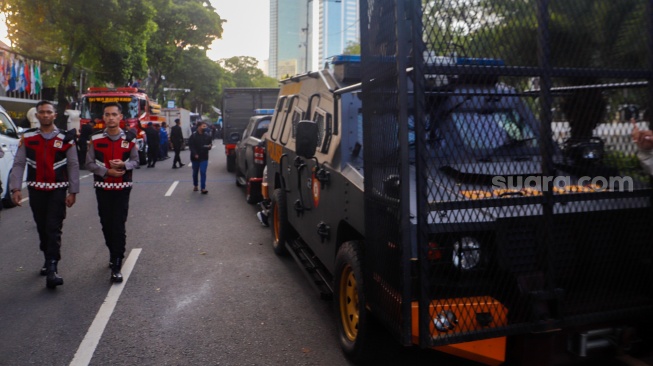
left=269, top=0, right=313, bottom=78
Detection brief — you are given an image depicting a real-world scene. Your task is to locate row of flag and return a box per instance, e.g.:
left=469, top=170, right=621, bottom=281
left=0, top=51, right=42, bottom=95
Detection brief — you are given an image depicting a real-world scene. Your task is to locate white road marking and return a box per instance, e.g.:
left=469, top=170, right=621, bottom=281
left=165, top=181, right=179, bottom=196
left=69, top=248, right=142, bottom=366
left=81, top=174, right=93, bottom=179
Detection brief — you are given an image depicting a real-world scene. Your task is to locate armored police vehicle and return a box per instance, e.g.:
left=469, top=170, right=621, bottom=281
left=265, top=51, right=653, bottom=365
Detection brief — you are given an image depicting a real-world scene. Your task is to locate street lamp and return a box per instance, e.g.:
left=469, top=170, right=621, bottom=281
left=303, top=0, right=341, bottom=72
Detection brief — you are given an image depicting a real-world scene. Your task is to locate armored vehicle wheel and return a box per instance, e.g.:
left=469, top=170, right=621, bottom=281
left=335, top=241, right=371, bottom=362
left=270, top=188, right=290, bottom=255
left=226, top=154, right=236, bottom=172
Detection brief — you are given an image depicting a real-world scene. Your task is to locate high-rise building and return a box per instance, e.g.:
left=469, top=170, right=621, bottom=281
left=269, top=0, right=313, bottom=78
left=318, top=0, right=359, bottom=67
left=269, top=0, right=358, bottom=78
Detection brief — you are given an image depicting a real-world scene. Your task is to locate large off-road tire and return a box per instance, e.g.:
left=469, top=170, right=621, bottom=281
left=226, top=154, right=236, bottom=172
left=334, top=241, right=371, bottom=362
left=270, top=188, right=290, bottom=255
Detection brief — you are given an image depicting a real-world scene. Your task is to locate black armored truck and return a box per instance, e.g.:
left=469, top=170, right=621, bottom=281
left=264, top=2, right=653, bottom=364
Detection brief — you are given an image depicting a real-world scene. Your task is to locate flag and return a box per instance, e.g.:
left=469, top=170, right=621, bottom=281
left=30, top=63, right=36, bottom=94
left=18, top=60, right=25, bottom=92
left=25, top=61, right=31, bottom=94
left=8, top=57, right=16, bottom=92
left=34, top=63, right=41, bottom=94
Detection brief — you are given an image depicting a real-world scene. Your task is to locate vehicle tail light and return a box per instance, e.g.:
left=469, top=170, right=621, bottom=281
left=254, top=146, right=265, bottom=165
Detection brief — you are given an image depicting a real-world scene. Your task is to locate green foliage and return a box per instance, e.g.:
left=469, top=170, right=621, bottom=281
left=343, top=41, right=360, bottom=55
left=220, top=56, right=278, bottom=88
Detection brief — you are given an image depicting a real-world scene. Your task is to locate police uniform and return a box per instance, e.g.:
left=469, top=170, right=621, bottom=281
left=86, top=128, right=139, bottom=282
left=9, top=127, right=80, bottom=288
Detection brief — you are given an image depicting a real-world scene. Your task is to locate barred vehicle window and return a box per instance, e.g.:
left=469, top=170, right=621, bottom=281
left=314, top=112, right=325, bottom=149
left=269, top=97, right=287, bottom=142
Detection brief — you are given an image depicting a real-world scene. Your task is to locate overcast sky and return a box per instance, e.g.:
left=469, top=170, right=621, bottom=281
left=208, top=0, right=270, bottom=67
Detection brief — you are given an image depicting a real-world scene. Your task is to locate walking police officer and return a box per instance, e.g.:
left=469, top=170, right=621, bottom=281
left=9, top=100, right=79, bottom=289
left=86, top=102, right=139, bottom=283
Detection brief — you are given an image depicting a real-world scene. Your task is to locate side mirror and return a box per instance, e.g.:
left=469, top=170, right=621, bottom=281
left=295, top=120, right=318, bottom=158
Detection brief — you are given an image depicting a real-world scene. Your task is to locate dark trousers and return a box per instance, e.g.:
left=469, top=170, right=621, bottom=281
left=95, top=188, right=131, bottom=259
left=78, top=145, right=88, bottom=169
left=147, top=145, right=159, bottom=166
left=28, top=188, right=67, bottom=261
left=172, top=144, right=182, bottom=166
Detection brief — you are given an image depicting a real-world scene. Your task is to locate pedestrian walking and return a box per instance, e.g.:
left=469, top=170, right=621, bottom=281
left=159, top=121, right=169, bottom=160
left=8, top=100, right=79, bottom=289
left=144, top=121, right=159, bottom=167
left=170, top=118, right=184, bottom=168
left=86, top=102, right=140, bottom=283
left=188, top=121, right=212, bottom=194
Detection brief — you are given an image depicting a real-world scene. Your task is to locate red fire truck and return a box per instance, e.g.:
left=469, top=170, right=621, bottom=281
left=78, top=87, right=165, bottom=165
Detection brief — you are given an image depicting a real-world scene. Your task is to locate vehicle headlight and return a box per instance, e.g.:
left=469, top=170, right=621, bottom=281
left=452, top=237, right=482, bottom=270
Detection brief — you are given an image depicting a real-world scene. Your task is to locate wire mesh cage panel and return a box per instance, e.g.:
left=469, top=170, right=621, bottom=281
left=360, top=0, right=653, bottom=349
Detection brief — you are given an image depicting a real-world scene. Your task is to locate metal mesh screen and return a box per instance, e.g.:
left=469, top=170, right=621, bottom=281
left=361, top=0, right=653, bottom=348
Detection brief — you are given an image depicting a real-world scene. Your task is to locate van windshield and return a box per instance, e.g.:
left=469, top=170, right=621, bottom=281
left=451, top=110, right=537, bottom=151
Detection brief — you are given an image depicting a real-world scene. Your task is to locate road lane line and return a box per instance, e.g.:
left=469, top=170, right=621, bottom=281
left=165, top=181, right=179, bottom=196
left=69, top=248, right=142, bottom=366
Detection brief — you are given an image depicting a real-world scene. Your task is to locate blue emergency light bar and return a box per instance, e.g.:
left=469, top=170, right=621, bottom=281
left=331, top=55, right=361, bottom=65
left=254, top=109, right=275, bottom=115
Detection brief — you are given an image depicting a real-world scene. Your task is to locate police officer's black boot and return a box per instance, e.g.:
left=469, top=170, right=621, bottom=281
left=110, top=257, right=123, bottom=283
left=45, top=260, right=64, bottom=289
left=40, top=260, right=49, bottom=276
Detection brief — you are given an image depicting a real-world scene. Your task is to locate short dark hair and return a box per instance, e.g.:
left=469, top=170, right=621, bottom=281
left=36, top=100, right=55, bottom=109
left=103, top=102, right=122, bottom=113
left=174, top=118, right=180, bottom=124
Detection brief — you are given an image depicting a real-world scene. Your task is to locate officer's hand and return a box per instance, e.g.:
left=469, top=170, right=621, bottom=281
left=107, top=168, right=126, bottom=177
left=11, top=191, right=22, bottom=206
left=109, top=159, right=125, bottom=170
left=632, top=118, right=653, bottom=151
left=65, top=193, right=76, bottom=208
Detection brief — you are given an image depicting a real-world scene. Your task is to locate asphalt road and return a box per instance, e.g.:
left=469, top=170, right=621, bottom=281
left=0, top=145, right=480, bottom=366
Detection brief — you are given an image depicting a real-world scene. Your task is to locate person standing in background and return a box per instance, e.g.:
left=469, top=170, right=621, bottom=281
left=170, top=118, right=184, bottom=168
left=144, top=122, right=159, bottom=168
left=9, top=100, right=79, bottom=289
left=86, top=102, right=139, bottom=283
left=78, top=120, right=95, bottom=169
left=159, top=121, right=169, bottom=160
left=188, top=121, right=212, bottom=194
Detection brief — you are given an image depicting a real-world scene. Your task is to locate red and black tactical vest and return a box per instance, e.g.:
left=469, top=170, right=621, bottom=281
left=91, top=130, right=136, bottom=190
left=22, top=128, right=75, bottom=190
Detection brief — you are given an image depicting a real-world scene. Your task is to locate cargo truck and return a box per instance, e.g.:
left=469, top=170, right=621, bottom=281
left=162, top=107, right=193, bottom=148
left=221, top=87, right=279, bottom=172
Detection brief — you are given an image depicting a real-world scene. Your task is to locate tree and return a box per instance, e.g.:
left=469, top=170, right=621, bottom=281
left=2, top=0, right=156, bottom=127
left=145, top=0, right=225, bottom=102
left=343, top=41, right=360, bottom=55
left=219, top=56, right=278, bottom=87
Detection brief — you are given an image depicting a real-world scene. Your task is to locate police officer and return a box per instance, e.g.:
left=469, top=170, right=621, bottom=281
left=9, top=100, right=79, bottom=289
left=86, top=102, right=139, bottom=283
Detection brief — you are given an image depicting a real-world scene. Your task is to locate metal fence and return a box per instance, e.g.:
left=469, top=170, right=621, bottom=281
left=361, top=0, right=653, bottom=349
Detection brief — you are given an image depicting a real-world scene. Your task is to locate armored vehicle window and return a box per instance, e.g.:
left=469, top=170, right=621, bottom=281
left=269, top=96, right=287, bottom=142
left=452, top=110, right=536, bottom=151
left=291, top=107, right=303, bottom=139
left=280, top=96, right=299, bottom=145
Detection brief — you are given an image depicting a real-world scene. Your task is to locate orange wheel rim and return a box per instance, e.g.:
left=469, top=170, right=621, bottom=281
left=339, top=264, right=359, bottom=341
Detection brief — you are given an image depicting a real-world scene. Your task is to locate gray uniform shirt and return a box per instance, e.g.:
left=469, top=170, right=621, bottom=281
left=9, top=128, right=80, bottom=193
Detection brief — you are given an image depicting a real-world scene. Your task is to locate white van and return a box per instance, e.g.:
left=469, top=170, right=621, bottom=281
left=0, top=105, right=21, bottom=208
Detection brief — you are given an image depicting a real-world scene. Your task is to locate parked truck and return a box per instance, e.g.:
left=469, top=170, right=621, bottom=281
left=162, top=107, right=193, bottom=148
left=264, top=5, right=653, bottom=363
left=78, top=87, right=166, bottom=165
left=221, top=87, right=279, bottom=172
